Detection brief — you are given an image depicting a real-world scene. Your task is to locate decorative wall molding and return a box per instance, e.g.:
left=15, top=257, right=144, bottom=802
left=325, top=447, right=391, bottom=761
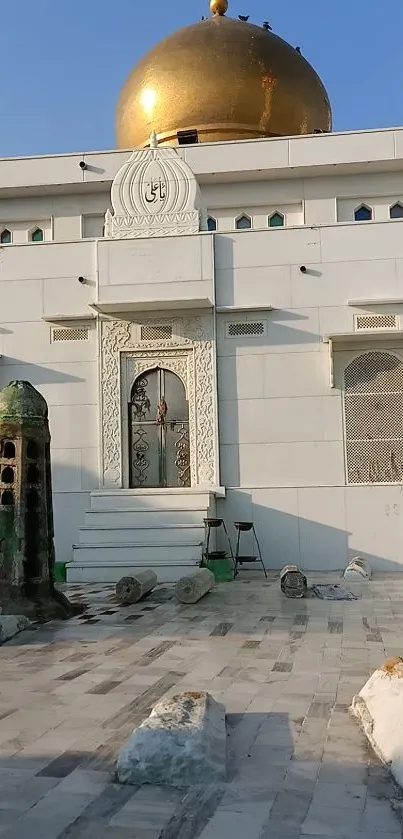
left=100, top=315, right=217, bottom=488
left=105, top=136, right=201, bottom=240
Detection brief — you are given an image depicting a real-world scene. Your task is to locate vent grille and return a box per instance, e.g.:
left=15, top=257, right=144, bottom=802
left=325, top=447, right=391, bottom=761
left=140, top=325, right=173, bottom=341
left=355, top=314, right=399, bottom=331
left=344, top=351, right=403, bottom=483
left=226, top=321, right=266, bottom=338
left=51, top=326, right=89, bottom=342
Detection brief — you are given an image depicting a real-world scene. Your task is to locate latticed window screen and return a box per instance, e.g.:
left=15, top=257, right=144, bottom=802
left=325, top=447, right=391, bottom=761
left=140, top=325, right=173, bottom=341
left=344, top=351, right=403, bottom=483
left=355, top=314, right=399, bottom=331
left=51, top=327, right=89, bottom=342
left=227, top=321, right=266, bottom=337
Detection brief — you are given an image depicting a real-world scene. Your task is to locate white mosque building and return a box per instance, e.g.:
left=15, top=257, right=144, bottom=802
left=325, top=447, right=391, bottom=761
left=1, top=0, right=403, bottom=581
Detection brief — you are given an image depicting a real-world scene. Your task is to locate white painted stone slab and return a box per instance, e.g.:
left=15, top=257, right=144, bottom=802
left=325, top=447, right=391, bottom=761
left=344, top=556, right=371, bottom=581
left=0, top=615, right=31, bottom=644
left=117, top=691, right=226, bottom=788
left=351, top=657, right=403, bottom=787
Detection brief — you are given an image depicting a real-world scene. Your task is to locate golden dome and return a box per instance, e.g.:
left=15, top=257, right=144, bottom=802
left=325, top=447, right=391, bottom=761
left=116, top=3, right=332, bottom=148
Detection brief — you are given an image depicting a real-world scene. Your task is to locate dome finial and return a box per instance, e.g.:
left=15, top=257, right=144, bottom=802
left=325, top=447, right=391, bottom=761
left=210, top=0, right=228, bottom=15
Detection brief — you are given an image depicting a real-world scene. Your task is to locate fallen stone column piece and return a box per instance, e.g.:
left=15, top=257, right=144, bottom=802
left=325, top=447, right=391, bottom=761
left=175, top=568, right=214, bottom=604
left=280, top=565, right=307, bottom=598
left=117, top=691, right=226, bottom=787
left=116, top=570, right=157, bottom=605
left=344, top=556, right=371, bottom=581
left=351, top=657, right=403, bottom=787
left=0, top=614, right=31, bottom=644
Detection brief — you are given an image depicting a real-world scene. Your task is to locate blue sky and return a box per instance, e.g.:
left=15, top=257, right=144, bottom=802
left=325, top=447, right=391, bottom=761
left=1, top=0, right=402, bottom=158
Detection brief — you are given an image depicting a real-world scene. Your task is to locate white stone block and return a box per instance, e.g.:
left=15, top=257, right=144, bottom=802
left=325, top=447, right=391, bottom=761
left=175, top=568, right=215, bottom=604
left=0, top=615, right=31, bottom=644
left=344, top=557, right=371, bottom=581
left=351, top=658, right=403, bottom=787
left=117, top=691, right=226, bottom=788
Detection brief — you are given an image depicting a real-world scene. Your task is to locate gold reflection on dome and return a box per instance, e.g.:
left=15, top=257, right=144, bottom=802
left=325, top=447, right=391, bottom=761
left=140, top=88, right=158, bottom=117
left=116, top=0, right=332, bottom=148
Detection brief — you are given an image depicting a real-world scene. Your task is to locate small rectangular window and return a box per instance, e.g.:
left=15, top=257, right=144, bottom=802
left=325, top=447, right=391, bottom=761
left=355, top=314, right=399, bottom=332
left=51, top=327, right=90, bottom=342
left=226, top=321, right=266, bottom=338
left=140, top=325, right=173, bottom=341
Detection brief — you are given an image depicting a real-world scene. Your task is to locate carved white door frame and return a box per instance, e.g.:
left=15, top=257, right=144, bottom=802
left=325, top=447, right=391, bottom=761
left=100, top=317, right=219, bottom=490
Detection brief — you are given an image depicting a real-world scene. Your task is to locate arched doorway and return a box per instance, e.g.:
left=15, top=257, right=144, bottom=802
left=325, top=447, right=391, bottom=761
left=129, top=368, right=191, bottom=488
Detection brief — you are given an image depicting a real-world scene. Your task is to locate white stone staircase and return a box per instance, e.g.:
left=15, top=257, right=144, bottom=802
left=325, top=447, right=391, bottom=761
left=66, top=489, right=216, bottom=583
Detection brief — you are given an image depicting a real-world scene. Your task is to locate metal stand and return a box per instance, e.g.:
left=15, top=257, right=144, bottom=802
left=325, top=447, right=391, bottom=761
left=202, top=518, right=235, bottom=574
left=233, top=521, right=267, bottom=578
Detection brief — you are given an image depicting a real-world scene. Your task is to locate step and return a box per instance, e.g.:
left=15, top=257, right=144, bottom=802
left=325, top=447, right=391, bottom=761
left=66, top=560, right=200, bottom=584
left=78, top=524, right=205, bottom=546
left=84, top=508, right=208, bottom=528
left=90, top=489, right=214, bottom=511
left=72, top=542, right=203, bottom=564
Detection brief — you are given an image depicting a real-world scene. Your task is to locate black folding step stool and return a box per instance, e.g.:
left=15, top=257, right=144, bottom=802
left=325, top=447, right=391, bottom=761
left=233, top=521, right=267, bottom=578
left=202, top=518, right=235, bottom=575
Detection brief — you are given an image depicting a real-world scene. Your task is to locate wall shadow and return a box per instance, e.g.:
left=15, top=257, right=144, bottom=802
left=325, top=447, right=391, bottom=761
left=217, top=490, right=401, bottom=573
left=0, top=360, right=84, bottom=387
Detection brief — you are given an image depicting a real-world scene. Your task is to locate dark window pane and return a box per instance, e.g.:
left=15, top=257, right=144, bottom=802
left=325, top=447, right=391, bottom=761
left=207, top=216, right=217, bottom=232
left=269, top=212, right=284, bottom=228
left=236, top=215, right=251, bottom=230
left=0, top=229, right=11, bottom=244
left=390, top=203, right=403, bottom=219
left=354, top=205, right=372, bottom=222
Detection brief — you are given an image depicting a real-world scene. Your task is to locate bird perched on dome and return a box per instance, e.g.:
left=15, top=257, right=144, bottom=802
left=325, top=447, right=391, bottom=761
left=238, top=15, right=250, bottom=21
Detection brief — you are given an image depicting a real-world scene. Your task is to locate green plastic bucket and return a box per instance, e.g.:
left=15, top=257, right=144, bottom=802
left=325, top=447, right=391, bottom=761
left=205, top=553, right=233, bottom=583
left=54, top=562, right=67, bottom=583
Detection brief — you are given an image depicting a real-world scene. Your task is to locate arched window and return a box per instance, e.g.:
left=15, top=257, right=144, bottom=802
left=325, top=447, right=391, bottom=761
left=268, top=212, right=285, bottom=228
left=0, top=229, right=11, bottom=245
left=207, top=216, right=217, bottom=232
left=344, top=351, right=403, bottom=484
left=27, top=464, right=39, bottom=484
left=235, top=214, right=252, bottom=230
left=3, top=441, right=15, bottom=459
left=390, top=203, right=403, bottom=220
left=27, top=440, right=38, bottom=459
left=30, top=228, right=44, bottom=242
left=354, top=204, right=372, bottom=222
left=1, top=467, right=14, bottom=484
left=1, top=491, right=13, bottom=506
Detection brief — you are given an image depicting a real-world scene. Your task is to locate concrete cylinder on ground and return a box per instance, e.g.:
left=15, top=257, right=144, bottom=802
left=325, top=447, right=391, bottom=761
left=280, top=565, right=307, bottom=598
left=116, top=570, right=157, bottom=605
left=175, top=568, right=215, bottom=604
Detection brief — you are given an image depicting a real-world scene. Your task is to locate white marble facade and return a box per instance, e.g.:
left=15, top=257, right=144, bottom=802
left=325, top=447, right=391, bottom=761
left=2, top=129, right=403, bottom=573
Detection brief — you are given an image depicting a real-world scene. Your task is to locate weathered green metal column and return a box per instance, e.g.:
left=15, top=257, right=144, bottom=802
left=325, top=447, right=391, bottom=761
left=0, top=381, right=75, bottom=619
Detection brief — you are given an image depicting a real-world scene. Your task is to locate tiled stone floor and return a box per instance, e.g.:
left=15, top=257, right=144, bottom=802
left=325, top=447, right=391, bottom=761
left=0, top=572, right=402, bottom=838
